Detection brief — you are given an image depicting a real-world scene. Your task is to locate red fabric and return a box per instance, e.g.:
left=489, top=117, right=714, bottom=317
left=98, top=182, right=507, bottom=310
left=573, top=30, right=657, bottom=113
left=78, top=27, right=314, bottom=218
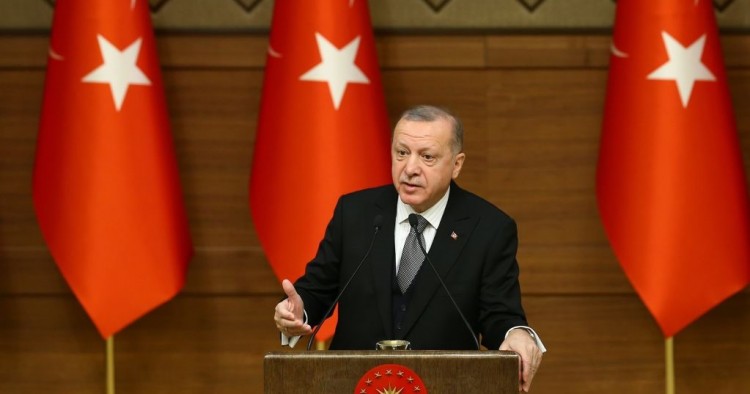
left=598, top=0, right=750, bottom=337
left=251, top=0, right=391, bottom=341
left=33, top=0, right=192, bottom=338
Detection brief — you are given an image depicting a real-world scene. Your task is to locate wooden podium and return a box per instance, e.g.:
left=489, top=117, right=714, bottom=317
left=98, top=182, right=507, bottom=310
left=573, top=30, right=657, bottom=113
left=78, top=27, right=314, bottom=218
left=264, top=350, right=519, bottom=393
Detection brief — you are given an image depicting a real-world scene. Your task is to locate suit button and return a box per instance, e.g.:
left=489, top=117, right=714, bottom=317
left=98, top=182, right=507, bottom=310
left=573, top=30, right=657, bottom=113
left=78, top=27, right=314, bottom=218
left=400, top=304, right=407, bottom=312
left=396, top=323, right=401, bottom=330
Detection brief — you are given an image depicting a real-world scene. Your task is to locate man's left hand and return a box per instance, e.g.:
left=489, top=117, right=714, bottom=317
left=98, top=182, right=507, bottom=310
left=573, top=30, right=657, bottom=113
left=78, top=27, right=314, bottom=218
left=499, top=328, right=543, bottom=392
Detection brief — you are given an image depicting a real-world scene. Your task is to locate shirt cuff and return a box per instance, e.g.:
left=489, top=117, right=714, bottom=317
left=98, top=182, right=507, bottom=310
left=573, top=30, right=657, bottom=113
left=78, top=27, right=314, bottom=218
left=506, top=325, right=547, bottom=353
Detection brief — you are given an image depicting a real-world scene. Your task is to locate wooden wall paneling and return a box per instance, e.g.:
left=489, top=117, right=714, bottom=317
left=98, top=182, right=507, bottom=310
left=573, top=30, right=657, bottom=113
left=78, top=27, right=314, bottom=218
left=3, top=33, right=750, bottom=393
left=0, top=35, right=47, bottom=68
left=485, top=68, right=607, bottom=251
left=523, top=294, right=665, bottom=393
left=0, top=296, right=284, bottom=394
left=377, top=35, right=486, bottom=68
left=0, top=35, right=269, bottom=69
left=0, top=296, right=106, bottom=394
left=486, top=35, right=611, bottom=69
left=721, top=35, right=750, bottom=68
left=180, top=248, right=279, bottom=295
left=0, top=239, right=638, bottom=298
left=158, top=35, right=269, bottom=69
left=0, top=249, right=64, bottom=295
left=0, top=248, right=281, bottom=296
left=3, top=34, right=750, bottom=70
left=114, top=296, right=282, bottom=394
left=484, top=34, right=750, bottom=69
left=0, top=69, right=44, bottom=247
left=525, top=292, right=750, bottom=393
left=728, top=70, right=750, bottom=178
left=672, top=291, right=750, bottom=393
left=165, top=69, right=261, bottom=247
left=518, top=245, right=630, bottom=295
left=5, top=293, right=747, bottom=394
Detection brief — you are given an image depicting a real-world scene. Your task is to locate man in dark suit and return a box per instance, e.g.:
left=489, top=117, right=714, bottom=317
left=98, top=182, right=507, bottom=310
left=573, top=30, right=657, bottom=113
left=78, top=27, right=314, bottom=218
left=274, top=105, right=545, bottom=391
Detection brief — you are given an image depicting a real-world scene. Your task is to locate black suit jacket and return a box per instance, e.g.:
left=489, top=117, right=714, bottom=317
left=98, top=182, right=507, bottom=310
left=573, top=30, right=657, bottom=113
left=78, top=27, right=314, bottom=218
left=294, top=182, right=528, bottom=350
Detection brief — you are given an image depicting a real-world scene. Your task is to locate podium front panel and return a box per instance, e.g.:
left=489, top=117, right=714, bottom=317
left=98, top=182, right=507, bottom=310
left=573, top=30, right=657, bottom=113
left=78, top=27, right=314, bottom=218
left=264, top=350, right=519, bottom=393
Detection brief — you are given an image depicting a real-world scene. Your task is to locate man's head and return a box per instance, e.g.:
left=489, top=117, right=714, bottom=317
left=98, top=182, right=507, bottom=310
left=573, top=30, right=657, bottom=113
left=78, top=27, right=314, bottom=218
left=391, top=105, right=465, bottom=213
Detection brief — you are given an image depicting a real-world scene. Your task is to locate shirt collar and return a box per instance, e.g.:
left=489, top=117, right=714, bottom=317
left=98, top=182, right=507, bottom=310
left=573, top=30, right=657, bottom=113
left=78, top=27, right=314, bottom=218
left=396, top=186, right=451, bottom=230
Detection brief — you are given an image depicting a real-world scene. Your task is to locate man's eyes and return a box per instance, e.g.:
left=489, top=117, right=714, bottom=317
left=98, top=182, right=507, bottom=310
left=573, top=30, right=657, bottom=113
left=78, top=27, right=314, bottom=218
left=394, top=149, right=436, bottom=162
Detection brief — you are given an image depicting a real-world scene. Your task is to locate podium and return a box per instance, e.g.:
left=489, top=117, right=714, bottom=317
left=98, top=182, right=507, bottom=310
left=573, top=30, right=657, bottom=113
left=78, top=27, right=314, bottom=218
left=264, top=350, right=519, bottom=393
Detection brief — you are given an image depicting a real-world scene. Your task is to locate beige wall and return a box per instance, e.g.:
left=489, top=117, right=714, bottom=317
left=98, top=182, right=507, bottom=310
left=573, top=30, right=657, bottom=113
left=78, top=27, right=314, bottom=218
left=2, top=0, right=750, bottom=30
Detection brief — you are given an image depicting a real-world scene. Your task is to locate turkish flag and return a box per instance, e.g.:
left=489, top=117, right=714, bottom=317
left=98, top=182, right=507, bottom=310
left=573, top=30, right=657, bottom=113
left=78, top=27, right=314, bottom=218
left=250, top=0, right=391, bottom=341
left=597, top=0, right=750, bottom=337
left=33, top=0, right=193, bottom=338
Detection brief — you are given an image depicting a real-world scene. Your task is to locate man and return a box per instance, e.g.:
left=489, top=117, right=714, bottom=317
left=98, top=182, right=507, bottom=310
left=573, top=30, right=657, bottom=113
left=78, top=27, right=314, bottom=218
left=274, top=105, right=545, bottom=391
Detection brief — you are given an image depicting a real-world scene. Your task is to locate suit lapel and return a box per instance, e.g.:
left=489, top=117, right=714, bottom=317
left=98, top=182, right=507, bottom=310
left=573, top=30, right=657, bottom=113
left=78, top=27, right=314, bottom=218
left=370, top=187, right=397, bottom=339
left=397, top=185, right=479, bottom=340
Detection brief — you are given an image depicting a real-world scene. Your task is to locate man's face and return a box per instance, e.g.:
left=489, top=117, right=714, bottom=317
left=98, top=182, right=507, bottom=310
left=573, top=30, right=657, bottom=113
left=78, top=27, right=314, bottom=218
left=391, top=117, right=465, bottom=213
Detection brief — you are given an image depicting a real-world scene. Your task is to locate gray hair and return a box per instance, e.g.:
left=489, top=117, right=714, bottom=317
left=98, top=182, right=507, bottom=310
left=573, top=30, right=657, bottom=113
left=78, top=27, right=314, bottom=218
left=398, top=105, right=464, bottom=155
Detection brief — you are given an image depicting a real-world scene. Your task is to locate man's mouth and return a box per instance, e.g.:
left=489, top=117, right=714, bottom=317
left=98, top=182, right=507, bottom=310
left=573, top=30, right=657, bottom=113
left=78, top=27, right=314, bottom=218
left=401, top=181, right=421, bottom=190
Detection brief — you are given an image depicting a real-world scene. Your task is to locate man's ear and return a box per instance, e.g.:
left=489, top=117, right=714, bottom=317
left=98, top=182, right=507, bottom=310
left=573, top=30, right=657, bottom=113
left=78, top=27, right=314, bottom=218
left=452, top=152, right=465, bottom=179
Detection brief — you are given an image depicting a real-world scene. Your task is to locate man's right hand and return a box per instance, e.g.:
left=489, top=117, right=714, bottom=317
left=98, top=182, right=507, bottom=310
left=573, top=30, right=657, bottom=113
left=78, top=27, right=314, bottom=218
left=274, top=279, right=313, bottom=337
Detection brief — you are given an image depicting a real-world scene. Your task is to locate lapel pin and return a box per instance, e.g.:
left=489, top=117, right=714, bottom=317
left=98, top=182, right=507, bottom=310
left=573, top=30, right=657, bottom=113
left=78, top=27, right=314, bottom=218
left=450, top=231, right=458, bottom=240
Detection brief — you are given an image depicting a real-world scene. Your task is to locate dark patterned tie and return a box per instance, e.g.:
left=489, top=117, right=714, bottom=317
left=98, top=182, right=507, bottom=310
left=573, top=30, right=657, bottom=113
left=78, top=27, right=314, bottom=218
left=397, top=215, right=429, bottom=293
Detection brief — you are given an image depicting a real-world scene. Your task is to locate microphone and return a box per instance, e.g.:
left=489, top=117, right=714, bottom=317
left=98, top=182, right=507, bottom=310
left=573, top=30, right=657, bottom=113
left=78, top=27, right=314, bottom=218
left=306, top=214, right=383, bottom=350
left=409, top=213, right=481, bottom=350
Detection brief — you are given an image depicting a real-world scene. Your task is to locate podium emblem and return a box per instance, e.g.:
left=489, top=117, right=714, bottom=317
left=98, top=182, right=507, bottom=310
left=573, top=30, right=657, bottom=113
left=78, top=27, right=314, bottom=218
left=354, top=363, right=427, bottom=393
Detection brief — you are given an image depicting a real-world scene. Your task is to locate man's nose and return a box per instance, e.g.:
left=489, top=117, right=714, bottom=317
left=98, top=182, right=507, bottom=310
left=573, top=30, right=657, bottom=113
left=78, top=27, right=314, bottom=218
left=404, top=154, right=421, bottom=175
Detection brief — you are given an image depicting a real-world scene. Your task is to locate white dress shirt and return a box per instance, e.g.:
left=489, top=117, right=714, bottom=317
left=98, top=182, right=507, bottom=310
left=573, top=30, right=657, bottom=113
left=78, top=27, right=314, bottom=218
left=394, top=187, right=451, bottom=271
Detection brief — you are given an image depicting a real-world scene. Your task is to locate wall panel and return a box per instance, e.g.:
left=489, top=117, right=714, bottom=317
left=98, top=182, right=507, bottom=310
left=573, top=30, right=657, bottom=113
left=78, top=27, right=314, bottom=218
left=2, top=33, right=750, bottom=393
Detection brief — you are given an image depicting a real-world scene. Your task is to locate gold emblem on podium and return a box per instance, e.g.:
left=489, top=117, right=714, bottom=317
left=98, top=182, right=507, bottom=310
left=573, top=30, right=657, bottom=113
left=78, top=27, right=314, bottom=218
left=354, top=363, right=427, bottom=393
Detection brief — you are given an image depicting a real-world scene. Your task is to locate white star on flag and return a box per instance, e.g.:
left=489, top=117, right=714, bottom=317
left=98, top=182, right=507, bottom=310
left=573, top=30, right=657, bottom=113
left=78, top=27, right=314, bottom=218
left=647, top=31, right=716, bottom=108
left=300, top=33, right=370, bottom=110
left=82, top=35, right=152, bottom=111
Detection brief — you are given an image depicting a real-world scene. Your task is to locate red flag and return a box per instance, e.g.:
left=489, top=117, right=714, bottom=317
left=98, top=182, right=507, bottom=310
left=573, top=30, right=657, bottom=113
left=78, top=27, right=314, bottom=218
left=597, top=0, right=750, bottom=337
left=250, top=0, right=391, bottom=341
left=33, top=0, right=192, bottom=338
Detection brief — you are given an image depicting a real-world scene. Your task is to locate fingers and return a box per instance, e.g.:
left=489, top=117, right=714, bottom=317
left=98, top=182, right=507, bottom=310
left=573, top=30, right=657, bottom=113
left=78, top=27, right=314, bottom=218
left=285, top=323, right=313, bottom=337
left=274, top=299, right=312, bottom=335
left=521, top=355, right=532, bottom=392
left=274, top=298, right=295, bottom=321
left=274, top=279, right=312, bottom=337
left=520, top=347, right=542, bottom=392
left=499, top=330, right=542, bottom=392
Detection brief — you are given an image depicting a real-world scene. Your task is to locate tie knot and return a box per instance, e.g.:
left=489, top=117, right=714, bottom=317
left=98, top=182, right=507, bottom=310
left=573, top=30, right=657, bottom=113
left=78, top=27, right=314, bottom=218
left=412, top=215, right=429, bottom=234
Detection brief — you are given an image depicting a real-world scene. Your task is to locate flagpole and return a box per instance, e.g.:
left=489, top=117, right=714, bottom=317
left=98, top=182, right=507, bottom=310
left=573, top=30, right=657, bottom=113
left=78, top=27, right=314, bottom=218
left=106, top=336, right=115, bottom=394
left=665, top=337, right=674, bottom=394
